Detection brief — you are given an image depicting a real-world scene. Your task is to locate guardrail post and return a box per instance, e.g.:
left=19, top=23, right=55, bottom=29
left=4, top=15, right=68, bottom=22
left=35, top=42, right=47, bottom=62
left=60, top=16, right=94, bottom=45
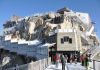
left=93, top=60, right=95, bottom=70
left=40, top=60, right=41, bottom=70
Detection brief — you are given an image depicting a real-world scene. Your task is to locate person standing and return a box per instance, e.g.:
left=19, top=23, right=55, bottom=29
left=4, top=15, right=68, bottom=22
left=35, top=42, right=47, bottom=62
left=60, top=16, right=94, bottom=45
left=70, top=54, right=74, bottom=64
left=65, top=55, right=69, bottom=70
left=60, top=54, right=66, bottom=70
left=84, top=54, right=89, bottom=69
left=56, top=53, right=60, bottom=68
left=65, top=55, right=68, bottom=63
left=74, top=54, right=77, bottom=64
left=53, top=54, right=56, bottom=64
left=80, top=54, right=84, bottom=66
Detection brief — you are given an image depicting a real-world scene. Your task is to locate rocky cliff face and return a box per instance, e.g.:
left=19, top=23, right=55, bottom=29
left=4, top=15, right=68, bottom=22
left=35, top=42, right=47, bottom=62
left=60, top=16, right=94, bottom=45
left=3, top=8, right=99, bottom=45
left=3, top=11, right=65, bottom=43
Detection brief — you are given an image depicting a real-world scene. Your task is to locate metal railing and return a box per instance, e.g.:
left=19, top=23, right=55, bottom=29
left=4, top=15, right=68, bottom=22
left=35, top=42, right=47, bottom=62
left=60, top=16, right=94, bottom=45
left=93, top=60, right=100, bottom=70
left=88, top=59, right=100, bottom=70
left=6, top=57, right=51, bottom=70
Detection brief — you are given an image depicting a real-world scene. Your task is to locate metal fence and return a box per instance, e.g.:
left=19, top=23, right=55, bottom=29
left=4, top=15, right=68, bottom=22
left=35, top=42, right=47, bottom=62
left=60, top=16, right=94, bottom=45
left=6, top=57, right=51, bottom=70
left=88, top=59, right=100, bottom=70
left=92, top=60, right=100, bottom=70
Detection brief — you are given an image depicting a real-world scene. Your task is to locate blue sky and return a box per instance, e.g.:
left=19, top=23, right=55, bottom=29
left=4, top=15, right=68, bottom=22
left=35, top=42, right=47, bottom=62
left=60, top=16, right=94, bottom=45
left=0, top=0, right=100, bottom=38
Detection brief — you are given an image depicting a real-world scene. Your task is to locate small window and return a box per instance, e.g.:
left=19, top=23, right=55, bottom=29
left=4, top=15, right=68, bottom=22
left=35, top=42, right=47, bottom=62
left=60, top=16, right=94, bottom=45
left=69, top=38, right=72, bottom=43
left=64, top=36, right=69, bottom=42
left=61, top=38, right=64, bottom=44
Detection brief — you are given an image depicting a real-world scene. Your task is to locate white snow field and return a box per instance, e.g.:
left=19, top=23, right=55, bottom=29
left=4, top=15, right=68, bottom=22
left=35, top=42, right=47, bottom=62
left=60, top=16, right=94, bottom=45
left=45, top=63, right=86, bottom=70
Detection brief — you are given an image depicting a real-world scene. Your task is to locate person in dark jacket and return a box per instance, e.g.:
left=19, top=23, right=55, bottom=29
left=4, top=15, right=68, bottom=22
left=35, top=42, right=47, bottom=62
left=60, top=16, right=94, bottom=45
left=60, top=54, right=66, bottom=70
left=84, top=54, right=89, bottom=69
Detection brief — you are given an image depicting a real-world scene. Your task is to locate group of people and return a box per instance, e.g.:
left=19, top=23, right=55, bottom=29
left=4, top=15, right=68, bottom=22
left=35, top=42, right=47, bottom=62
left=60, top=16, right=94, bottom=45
left=53, top=53, right=66, bottom=70
left=53, top=53, right=79, bottom=70
left=53, top=53, right=79, bottom=63
left=80, top=54, right=90, bottom=68
left=53, top=53, right=90, bottom=70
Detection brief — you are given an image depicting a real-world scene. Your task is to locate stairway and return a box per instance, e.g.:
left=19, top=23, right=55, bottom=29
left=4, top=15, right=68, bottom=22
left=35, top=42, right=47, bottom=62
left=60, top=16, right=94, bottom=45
left=82, top=45, right=100, bottom=60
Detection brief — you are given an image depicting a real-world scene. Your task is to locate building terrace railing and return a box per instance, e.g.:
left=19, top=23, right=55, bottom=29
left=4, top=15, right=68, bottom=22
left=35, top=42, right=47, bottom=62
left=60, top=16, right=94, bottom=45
left=5, top=57, right=51, bottom=70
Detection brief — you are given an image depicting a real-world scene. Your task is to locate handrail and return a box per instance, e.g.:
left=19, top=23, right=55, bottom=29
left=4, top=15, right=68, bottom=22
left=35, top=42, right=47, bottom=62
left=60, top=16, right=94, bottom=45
left=6, top=57, right=51, bottom=70
left=89, top=59, right=100, bottom=70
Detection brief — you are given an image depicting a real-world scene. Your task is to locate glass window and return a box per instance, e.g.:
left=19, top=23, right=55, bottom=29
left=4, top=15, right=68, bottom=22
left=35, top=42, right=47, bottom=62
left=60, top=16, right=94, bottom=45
left=61, top=38, right=64, bottom=44
left=64, top=36, right=69, bottom=42
left=69, top=38, right=72, bottom=43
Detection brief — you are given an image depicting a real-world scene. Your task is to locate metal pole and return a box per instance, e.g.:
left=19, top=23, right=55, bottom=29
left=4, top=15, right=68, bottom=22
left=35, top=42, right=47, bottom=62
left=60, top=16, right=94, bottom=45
left=93, top=60, right=95, bottom=70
